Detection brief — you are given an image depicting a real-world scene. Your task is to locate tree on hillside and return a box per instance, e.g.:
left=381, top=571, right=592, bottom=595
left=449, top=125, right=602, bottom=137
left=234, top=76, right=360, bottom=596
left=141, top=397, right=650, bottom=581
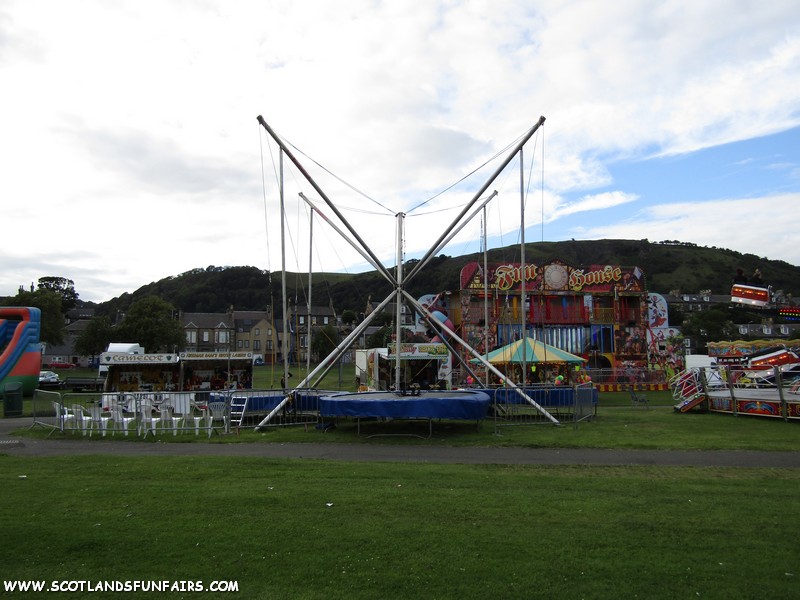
left=116, top=296, right=184, bottom=352
left=74, top=316, right=115, bottom=359
left=37, top=277, right=79, bottom=312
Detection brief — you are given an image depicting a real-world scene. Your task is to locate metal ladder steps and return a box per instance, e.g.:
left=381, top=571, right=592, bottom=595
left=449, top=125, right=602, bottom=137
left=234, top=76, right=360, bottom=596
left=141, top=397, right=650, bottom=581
left=229, top=397, right=248, bottom=429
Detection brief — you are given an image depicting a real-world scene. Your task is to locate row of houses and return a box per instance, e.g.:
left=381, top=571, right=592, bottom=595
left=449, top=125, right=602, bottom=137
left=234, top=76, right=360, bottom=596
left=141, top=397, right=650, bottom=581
left=44, top=305, right=345, bottom=368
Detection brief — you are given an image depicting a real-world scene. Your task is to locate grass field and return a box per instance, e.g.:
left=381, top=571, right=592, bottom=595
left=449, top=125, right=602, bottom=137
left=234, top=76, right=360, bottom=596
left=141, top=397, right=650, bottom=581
left=3, top=366, right=799, bottom=598
left=2, top=456, right=798, bottom=599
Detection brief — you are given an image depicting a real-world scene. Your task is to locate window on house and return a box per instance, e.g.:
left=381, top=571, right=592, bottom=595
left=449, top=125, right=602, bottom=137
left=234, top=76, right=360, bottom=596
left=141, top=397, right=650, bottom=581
left=267, top=340, right=272, bottom=350
left=237, top=340, right=243, bottom=349
left=254, top=340, right=261, bottom=351
left=244, top=340, right=250, bottom=348
left=299, top=316, right=305, bottom=325
left=255, top=327, right=260, bottom=337
left=202, top=331, right=209, bottom=342
left=323, top=316, right=329, bottom=325
left=186, top=331, right=197, bottom=344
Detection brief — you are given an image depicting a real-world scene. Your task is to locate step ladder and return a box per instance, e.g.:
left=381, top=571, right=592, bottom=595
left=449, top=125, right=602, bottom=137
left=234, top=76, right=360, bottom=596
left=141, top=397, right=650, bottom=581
left=229, top=395, right=248, bottom=431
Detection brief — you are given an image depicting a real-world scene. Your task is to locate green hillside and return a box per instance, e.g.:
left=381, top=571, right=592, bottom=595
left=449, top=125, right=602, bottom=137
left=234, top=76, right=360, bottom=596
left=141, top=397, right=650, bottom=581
left=93, top=239, right=799, bottom=318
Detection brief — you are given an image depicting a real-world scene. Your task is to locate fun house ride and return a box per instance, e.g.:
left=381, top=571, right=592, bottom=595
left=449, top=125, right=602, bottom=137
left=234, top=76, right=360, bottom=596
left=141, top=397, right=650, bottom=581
left=455, top=260, right=666, bottom=388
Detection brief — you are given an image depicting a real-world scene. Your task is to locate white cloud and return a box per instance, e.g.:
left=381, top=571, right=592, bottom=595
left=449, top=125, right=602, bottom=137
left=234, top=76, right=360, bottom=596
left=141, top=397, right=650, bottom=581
left=0, top=0, right=799, bottom=302
left=551, top=191, right=640, bottom=220
left=576, top=193, right=800, bottom=263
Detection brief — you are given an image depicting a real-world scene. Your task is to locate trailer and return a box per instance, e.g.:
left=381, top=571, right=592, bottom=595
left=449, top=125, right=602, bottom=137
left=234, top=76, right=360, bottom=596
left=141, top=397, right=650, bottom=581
left=101, top=350, right=255, bottom=393
left=355, top=343, right=452, bottom=391
left=178, top=351, right=254, bottom=391
left=101, top=352, right=180, bottom=392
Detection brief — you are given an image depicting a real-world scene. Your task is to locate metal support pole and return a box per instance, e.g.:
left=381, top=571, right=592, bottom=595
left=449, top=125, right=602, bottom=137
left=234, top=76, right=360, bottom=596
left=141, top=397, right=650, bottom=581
left=279, top=150, right=290, bottom=390
left=482, top=207, right=490, bottom=386
left=520, top=147, right=527, bottom=384
left=306, top=210, right=313, bottom=378
left=394, top=212, right=405, bottom=391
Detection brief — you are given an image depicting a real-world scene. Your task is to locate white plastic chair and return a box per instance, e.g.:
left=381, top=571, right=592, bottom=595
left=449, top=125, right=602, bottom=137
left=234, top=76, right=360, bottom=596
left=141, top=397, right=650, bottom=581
left=170, top=392, right=194, bottom=416
left=188, top=401, right=207, bottom=435
left=173, top=393, right=197, bottom=435
left=109, top=405, right=135, bottom=436
left=51, top=400, right=74, bottom=431
left=71, top=404, right=92, bottom=436
left=160, top=402, right=182, bottom=436
left=207, top=401, right=227, bottom=437
left=137, top=397, right=162, bottom=437
left=88, top=405, right=110, bottom=437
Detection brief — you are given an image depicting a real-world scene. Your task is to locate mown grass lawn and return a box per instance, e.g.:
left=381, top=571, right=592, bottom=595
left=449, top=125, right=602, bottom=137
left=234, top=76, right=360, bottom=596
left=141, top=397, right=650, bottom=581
left=6, top=372, right=800, bottom=598
left=2, top=456, right=798, bottom=599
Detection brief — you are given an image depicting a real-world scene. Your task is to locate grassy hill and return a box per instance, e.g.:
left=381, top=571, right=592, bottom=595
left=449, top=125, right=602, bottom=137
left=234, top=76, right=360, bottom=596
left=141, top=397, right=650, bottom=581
left=93, top=239, right=799, bottom=317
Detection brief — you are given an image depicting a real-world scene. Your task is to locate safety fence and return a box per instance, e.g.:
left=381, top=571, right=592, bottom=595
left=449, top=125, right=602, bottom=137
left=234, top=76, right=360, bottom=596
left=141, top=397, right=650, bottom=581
left=31, top=384, right=598, bottom=438
left=455, top=367, right=670, bottom=392
left=489, top=384, right=597, bottom=432
left=573, top=383, right=596, bottom=428
left=210, top=388, right=324, bottom=430
left=584, top=368, right=670, bottom=391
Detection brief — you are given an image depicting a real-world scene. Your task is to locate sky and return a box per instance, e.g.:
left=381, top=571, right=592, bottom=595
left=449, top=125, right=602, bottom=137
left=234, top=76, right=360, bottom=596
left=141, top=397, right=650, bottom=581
left=1, top=0, right=799, bottom=304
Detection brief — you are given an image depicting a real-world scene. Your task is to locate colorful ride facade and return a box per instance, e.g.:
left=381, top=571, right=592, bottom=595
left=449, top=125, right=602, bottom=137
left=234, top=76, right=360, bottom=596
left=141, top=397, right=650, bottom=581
left=453, top=261, right=680, bottom=390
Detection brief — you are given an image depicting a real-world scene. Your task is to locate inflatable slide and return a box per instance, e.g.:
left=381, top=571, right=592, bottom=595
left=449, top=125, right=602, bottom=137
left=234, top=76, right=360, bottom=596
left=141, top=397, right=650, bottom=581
left=0, top=307, right=42, bottom=395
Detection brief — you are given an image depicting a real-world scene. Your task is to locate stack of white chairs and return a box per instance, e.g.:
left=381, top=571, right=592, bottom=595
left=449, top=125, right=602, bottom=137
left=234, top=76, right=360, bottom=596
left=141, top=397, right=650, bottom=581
left=88, top=405, right=111, bottom=437
left=71, top=404, right=92, bottom=436
left=137, top=396, right=161, bottom=437
left=173, top=392, right=197, bottom=435
left=51, top=400, right=74, bottom=432
left=159, top=399, right=182, bottom=436
left=188, top=400, right=207, bottom=435
left=109, top=403, right=135, bottom=436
